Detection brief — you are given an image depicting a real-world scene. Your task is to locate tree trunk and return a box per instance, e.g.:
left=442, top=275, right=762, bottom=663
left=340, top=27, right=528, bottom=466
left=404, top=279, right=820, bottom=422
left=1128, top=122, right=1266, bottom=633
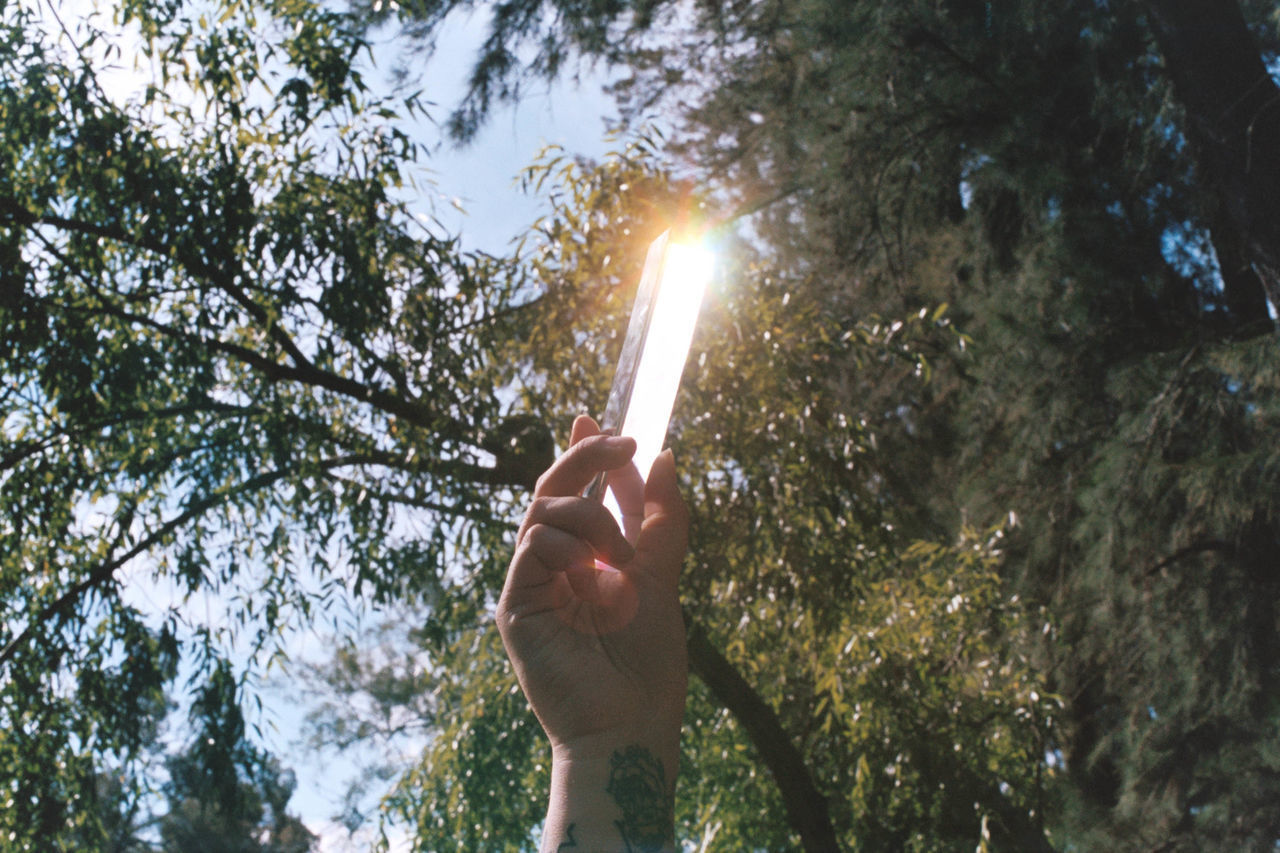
left=685, top=621, right=842, bottom=852
left=1145, top=0, right=1280, bottom=333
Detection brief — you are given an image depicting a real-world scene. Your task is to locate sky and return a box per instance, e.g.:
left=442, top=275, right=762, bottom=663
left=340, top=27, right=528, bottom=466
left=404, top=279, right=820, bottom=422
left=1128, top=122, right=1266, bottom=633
left=383, top=9, right=622, bottom=256
left=41, top=0, right=623, bottom=846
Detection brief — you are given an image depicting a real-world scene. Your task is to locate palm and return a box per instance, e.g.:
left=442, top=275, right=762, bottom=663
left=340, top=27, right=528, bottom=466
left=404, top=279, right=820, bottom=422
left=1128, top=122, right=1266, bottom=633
left=509, top=569, right=686, bottom=748
left=497, top=416, right=689, bottom=754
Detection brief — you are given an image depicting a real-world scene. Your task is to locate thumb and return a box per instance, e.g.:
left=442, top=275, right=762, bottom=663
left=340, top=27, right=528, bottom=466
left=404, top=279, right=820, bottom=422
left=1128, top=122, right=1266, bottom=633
left=634, top=449, right=690, bottom=585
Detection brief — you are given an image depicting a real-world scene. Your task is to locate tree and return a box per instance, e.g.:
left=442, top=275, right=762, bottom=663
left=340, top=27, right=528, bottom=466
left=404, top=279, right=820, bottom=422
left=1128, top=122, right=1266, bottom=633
left=305, top=141, right=1059, bottom=851
left=158, top=740, right=316, bottom=853
left=7, top=0, right=1280, bottom=850
left=53, top=664, right=315, bottom=852
left=0, top=0, right=533, bottom=846
left=1, top=2, right=910, bottom=850
left=329, top=0, right=1280, bottom=849
left=1145, top=0, right=1280, bottom=320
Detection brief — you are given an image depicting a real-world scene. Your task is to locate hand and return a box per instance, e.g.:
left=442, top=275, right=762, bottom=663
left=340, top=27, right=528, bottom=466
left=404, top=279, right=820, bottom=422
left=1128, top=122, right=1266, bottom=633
left=497, top=413, right=689, bottom=756
left=496, top=415, right=689, bottom=852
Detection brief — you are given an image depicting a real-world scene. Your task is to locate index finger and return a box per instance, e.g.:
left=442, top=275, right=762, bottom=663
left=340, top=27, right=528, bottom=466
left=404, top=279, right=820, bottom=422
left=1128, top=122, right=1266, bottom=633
left=534, top=421, right=638, bottom=499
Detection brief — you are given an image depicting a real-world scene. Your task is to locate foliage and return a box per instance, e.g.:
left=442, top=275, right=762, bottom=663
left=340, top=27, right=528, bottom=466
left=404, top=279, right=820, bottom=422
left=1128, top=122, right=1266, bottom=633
left=47, top=668, right=315, bottom=852
left=332, top=0, right=1280, bottom=849
left=0, top=0, right=528, bottom=847
left=304, top=141, right=1057, bottom=851
left=158, top=733, right=316, bottom=853
left=552, top=4, right=1280, bottom=848
left=6, top=0, right=1280, bottom=849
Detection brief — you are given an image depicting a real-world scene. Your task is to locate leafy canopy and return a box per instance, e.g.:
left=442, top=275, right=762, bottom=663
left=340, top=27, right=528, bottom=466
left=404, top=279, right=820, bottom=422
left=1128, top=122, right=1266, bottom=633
left=1, top=0, right=533, bottom=846
left=326, top=0, right=1280, bottom=849
left=5, top=0, right=1280, bottom=850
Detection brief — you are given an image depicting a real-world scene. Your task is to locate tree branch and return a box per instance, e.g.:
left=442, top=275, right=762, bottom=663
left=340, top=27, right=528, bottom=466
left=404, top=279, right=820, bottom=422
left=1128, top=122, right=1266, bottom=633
left=0, top=399, right=253, bottom=474
left=685, top=619, right=842, bottom=852
left=321, top=471, right=507, bottom=526
left=1144, top=540, right=1238, bottom=577
left=52, top=274, right=460, bottom=442
left=0, top=455, right=380, bottom=672
left=5, top=196, right=479, bottom=445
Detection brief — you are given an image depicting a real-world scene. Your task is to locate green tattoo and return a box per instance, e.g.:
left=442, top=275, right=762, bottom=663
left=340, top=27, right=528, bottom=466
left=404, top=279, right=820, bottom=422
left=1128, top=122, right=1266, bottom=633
left=606, top=746, right=673, bottom=852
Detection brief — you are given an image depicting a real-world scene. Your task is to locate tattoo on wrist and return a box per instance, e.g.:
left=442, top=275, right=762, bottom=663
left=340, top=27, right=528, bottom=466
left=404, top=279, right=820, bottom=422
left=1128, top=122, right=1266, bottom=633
left=606, top=746, right=674, bottom=852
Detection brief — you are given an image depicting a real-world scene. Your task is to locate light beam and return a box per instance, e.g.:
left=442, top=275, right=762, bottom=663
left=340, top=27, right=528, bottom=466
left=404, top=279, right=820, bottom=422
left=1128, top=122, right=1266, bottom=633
left=586, top=230, right=714, bottom=541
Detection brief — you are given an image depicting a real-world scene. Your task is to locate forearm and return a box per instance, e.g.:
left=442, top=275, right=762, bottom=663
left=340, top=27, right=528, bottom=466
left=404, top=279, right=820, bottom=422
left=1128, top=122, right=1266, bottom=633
left=542, top=742, right=678, bottom=853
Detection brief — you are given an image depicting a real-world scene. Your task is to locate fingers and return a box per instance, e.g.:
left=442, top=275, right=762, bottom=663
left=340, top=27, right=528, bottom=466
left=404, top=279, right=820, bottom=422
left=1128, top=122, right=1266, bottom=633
left=509, top=522, right=596, bottom=588
left=517, top=496, right=635, bottom=568
left=568, top=413, right=599, bottom=446
left=535, top=429, right=637, bottom=499
left=505, top=416, right=639, bottom=606
left=502, top=497, right=637, bottom=621
left=506, top=418, right=686, bottom=608
left=634, top=449, right=690, bottom=587
left=607, top=458, right=645, bottom=518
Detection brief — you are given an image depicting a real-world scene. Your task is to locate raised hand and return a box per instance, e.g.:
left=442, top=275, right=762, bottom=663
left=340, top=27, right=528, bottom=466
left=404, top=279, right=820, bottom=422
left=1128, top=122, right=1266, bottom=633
left=496, top=414, right=689, bottom=853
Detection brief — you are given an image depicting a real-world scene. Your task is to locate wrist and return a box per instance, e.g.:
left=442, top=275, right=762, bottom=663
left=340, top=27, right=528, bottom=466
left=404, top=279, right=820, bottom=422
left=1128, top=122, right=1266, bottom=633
left=542, top=743, right=678, bottom=853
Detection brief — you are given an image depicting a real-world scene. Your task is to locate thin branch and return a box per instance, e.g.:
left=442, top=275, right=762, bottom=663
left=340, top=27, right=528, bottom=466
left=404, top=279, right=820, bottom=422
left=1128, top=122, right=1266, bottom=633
left=0, top=454, right=383, bottom=671
left=46, top=266, right=460, bottom=444
left=321, top=471, right=508, bottom=527
left=707, top=180, right=809, bottom=235
left=7, top=197, right=476, bottom=443
left=441, top=294, right=545, bottom=338
left=207, top=269, right=316, bottom=372
left=1144, top=540, right=1238, bottom=577
left=0, top=400, right=253, bottom=474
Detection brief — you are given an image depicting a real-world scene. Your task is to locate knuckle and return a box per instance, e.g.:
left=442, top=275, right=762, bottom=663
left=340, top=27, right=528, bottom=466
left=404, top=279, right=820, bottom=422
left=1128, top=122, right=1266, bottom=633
left=525, top=496, right=556, bottom=520
left=573, top=433, right=612, bottom=458
left=493, top=599, right=520, bottom=636
left=521, top=522, right=553, bottom=544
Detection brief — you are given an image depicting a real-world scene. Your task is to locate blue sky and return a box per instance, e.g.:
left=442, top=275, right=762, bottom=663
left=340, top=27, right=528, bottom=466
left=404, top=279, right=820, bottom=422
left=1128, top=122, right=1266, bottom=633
left=390, top=7, right=621, bottom=255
